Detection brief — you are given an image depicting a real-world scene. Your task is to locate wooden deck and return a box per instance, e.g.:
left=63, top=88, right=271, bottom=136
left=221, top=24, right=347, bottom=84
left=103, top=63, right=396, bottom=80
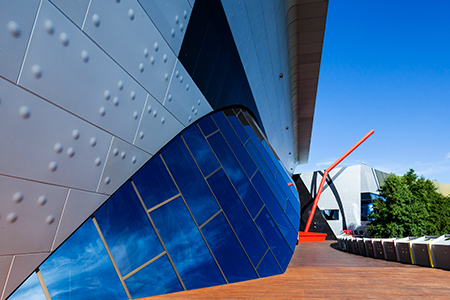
left=139, top=241, right=450, bottom=299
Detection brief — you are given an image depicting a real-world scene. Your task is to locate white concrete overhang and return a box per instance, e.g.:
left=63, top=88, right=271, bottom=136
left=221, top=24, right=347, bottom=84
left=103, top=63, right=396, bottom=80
left=287, top=0, right=328, bottom=164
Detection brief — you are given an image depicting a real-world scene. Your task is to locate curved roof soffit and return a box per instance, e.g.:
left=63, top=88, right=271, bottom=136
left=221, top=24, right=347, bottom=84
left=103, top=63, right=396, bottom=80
left=286, top=0, right=328, bottom=164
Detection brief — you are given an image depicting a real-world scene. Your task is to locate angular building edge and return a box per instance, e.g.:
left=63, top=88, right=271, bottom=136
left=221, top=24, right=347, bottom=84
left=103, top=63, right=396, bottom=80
left=0, top=0, right=327, bottom=298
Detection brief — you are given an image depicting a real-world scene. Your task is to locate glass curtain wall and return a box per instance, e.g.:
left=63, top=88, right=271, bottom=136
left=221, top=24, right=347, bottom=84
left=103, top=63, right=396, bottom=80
left=361, top=193, right=380, bottom=221
left=8, top=108, right=300, bottom=300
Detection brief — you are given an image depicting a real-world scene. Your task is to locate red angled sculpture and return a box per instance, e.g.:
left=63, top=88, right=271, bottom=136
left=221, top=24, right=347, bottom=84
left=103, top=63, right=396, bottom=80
left=298, top=130, right=375, bottom=243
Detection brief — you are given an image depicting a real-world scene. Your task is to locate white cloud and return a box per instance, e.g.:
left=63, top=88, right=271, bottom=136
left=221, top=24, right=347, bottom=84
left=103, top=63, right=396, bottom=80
left=316, top=161, right=333, bottom=167
left=446, top=152, right=450, bottom=159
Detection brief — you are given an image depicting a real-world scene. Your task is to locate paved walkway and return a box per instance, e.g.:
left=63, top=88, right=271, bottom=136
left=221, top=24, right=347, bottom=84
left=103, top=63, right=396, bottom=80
left=140, top=241, right=450, bottom=299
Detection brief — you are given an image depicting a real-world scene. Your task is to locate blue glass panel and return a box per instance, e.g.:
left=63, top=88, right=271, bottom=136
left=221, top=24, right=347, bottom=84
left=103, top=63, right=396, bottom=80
left=285, top=199, right=300, bottom=230
left=162, top=136, right=219, bottom=225
left=273, top=152, right=298, bottom=195
left=242, top=111, right=266, bottom=139
left=40, top=220, right=127, bottom=300
left=262, top=140, right=279, bottom=171
left=150, top=196, right=225, bottom=290
left=197, top=115, right=218, bottom=136
left=289, top=184, right=300, bottom=209
left=132, top=155, right=178, bottom=209
left=227, top=115, right=249, bottom=144
left=7, top=272, right=46, bottom=300
left=212, top=112, right=256, bottom=178
left=279, top=166, right=299, bottom=203
left=246, top=139, right=288, bottom=209
left=208, top=132, right=263, bottom=218
left=202, top=212, right=257, bottom=283
left=255, top=207, right=293, bottom=271
left=182, top=124, right=220, bottom=176
left=207, top=169, right=267, bottom=267
left=252, top=171, right=298, bottom=251
left=262, top=140, right=301, bottom=212
left=244, top=125, right=278, bottom=176
left=256, top=250, right=283, bottom=278
left=124, top=254, right=183, bottom=298
left=94, top=181, right=163, bottom=275
left=276, top=170, right=300, bottom=215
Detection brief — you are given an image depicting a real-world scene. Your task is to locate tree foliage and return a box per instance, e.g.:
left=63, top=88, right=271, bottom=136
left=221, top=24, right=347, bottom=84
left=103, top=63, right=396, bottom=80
left=367, top=169, right=450, bottom=238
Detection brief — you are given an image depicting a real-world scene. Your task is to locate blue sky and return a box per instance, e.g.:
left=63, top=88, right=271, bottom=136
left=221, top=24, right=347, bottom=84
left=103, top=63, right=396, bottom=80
left=295, top=1, right=450, bottom=183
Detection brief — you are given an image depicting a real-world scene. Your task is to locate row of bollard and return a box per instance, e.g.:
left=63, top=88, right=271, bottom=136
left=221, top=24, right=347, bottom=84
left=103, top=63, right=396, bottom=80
left=337, top=234, right=450, bottom=270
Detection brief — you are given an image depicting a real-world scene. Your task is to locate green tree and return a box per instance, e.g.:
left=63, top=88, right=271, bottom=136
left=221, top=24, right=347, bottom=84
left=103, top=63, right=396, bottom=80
left=367, top=169, right=450, bottom=238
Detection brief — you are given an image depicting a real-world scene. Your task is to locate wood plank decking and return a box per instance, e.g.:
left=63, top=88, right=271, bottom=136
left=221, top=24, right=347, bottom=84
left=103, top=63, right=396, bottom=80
left=139, top=241, right=450, bottom=299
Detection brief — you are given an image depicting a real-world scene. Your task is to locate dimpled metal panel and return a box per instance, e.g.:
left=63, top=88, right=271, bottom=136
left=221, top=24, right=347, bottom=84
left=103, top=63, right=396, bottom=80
left=0, top=174, right=68, bottom=256
left=0, top=78, right=112, bottom=191
left=137, top=0, right=192, bottom=55
left=84, top=0, right=176, bottom=103
left=163, top=60, right=212, bottom=126
left=1, top=253, right=49, bottom=300
left=0, top=256, right=12, bottom=300
left=19, top=0, right=147, bottom=144
left=133, top=94, right=184, bottom=155
left=51, top=189, right=108, bottom=251
left=49, top=0, right=90, bottom=28
left=97, top=137, right=151, bottom=195
left=0, top=0, right=40, bottom=82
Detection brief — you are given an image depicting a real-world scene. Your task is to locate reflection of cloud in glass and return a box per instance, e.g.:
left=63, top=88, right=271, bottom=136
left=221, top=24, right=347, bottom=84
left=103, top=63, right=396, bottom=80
left=225, top=165, right=246, bottom=187
left=201, top=213, right=258, bottom=283
left=163, top=219, right=214, bottom=277
left=150, top=197, right=225, bottom=290
left=94, top=182, right=163, bottom=276
left=107, top=231, right=161, bottom=276
left=185, top=131, right=211, bottom=161
left=167, top=225, right=209, bottom=265
left=20, top=107, right=298, bottom=300
left=181, top=124, right=220, bottom=177
left=39, top=220, right=127, bottom=300
left=192, top=125, right=264, bottom=218
left=125, top=254, right=183, bottom=298
left=207, top=169, right=267, bottom=266
left=132, top=155, right=179, bottom=209
left=255, top=207, right=292, bottom=271
left=7, top=272, right=47, bottom=300
left=206, top=132, right=253, bottom=206
left=162, top=136, right=219, bottom=225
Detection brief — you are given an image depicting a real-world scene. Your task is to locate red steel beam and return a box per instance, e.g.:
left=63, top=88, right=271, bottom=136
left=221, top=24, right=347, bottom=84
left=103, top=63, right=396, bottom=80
left=303, top=129, right=374, bottom=233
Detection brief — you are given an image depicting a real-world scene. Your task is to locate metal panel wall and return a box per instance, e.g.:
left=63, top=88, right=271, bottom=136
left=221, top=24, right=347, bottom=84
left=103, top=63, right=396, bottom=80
left=7, top=108, right=300, bottom=299
left=137, top=0, right=192, bottom=55
left=0, top=0, right=302, bottom=297
left=221, top=0, right=295, bottom=171
left=0, top=0, right=40, bottom=82
left=0, top=1, right=211, bottom=298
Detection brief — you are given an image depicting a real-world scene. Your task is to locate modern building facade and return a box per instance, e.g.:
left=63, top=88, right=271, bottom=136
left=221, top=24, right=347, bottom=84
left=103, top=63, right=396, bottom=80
left=0, top=0, right=328, bottom=299
left=433, top=181, right=450, bottom=197
left=296, top=164, right=389, bottom=238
